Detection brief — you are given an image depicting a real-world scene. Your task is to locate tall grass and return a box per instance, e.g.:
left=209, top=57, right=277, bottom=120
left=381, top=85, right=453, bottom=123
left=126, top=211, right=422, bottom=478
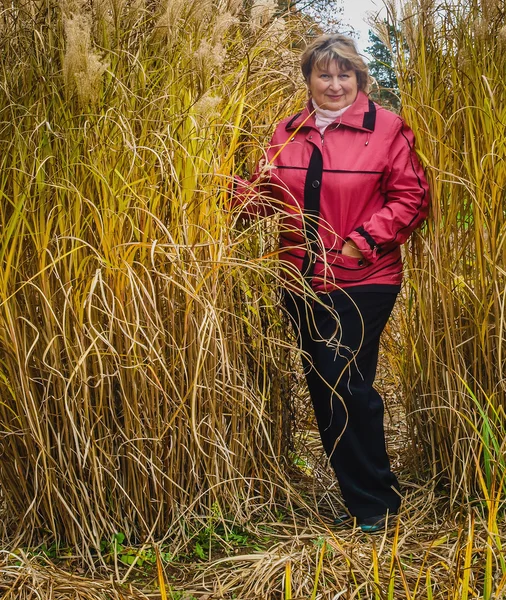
left=2, top=0, right=506, bottom=597
left=384, top=0, right=506, bottom=500
left=0, top=0, right=308, bottom=559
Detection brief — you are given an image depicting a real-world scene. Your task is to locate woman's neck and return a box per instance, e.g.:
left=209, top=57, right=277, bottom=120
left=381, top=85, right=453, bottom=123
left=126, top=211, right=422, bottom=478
left=311, top=98, right=352, bottom=133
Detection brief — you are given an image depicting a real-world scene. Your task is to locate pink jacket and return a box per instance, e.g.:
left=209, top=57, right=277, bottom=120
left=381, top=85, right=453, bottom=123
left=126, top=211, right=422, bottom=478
left=233, top=91, right=430, bottom=292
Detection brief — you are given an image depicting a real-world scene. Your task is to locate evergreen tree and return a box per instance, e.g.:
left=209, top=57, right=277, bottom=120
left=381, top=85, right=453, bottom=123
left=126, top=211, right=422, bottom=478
left=365, top=24, right=400, bottom=111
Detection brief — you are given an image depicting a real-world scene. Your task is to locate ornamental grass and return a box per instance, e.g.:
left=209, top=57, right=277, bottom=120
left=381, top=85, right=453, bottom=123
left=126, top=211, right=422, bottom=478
left=388, top=0, right=506, bottom=502
left=0, top=0, right=307, bottom=560
left=0, top=0, right=506, bottom=598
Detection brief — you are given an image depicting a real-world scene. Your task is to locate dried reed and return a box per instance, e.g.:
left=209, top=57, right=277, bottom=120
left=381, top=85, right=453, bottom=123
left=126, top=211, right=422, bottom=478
left=381, top=0, right=506, bottom=502
left=0, top=0, right=307, bottom=561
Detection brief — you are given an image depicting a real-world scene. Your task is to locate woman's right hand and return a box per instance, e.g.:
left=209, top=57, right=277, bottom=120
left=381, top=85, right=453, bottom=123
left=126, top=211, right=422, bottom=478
left=256, top=158, right=274, bottom=184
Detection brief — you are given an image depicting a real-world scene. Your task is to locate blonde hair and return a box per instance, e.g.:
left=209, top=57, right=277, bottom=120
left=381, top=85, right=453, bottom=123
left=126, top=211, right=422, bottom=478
left=301, top=34, right=370, bottom=93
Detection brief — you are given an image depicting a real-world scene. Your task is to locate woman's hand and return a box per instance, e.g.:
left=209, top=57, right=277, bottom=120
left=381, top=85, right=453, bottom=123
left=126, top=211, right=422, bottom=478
left=341, top=240, right=364, bottom=259
left=255, top=158, right=274, bottom=184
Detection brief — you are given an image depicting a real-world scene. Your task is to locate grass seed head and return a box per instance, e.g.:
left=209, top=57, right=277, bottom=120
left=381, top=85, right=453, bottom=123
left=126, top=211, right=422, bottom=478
left=211, top=11, right=240, bottom=45
left=63, top=13, right=108, bottom=107
left=194, top=39, right=226, bottom=74
left=264, top=16, right=287, bottom=45
left=251, top=0, right=278, bottom=29
left=155, top=0, right=187, bottom=39
left=193, top=93, right=223, bottom=119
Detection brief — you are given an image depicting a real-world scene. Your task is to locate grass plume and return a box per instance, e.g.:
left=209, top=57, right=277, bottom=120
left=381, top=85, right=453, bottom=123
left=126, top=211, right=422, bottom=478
left=383, top=0, right=506, bottom=500
left=0, top=0, right=307, bottom=560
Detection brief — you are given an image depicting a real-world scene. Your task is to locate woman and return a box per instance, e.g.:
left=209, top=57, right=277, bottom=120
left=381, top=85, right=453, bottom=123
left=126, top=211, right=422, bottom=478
left=232, top=34, right=430, bottom=532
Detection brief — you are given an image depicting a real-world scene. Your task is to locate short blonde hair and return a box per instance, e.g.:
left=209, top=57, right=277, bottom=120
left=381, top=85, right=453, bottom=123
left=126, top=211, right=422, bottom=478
left=301, top=34, right=370, bottom=93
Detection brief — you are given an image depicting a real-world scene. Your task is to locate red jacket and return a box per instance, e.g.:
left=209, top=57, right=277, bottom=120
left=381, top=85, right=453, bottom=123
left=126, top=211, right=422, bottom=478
left=233, top=91, right=430, bottom=292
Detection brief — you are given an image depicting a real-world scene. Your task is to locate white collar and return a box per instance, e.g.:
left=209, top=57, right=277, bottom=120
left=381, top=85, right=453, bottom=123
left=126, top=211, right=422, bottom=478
left=311, top=99, right=352, bottom=133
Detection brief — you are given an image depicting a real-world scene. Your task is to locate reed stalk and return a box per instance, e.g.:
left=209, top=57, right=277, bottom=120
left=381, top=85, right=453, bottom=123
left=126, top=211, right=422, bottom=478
left=384, top=0, right=506, bottom=501
left=0, top=0, right=308, bottom=560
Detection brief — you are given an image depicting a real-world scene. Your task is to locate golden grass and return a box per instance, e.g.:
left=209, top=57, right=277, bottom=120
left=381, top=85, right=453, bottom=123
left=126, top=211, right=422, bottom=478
left=1, top=0, right=505, bottom=598
left=1, top=469, right=505, bottom=599
left=377, top=0, right=506, bottom=502
left=0, top=0, right=307, bottom=559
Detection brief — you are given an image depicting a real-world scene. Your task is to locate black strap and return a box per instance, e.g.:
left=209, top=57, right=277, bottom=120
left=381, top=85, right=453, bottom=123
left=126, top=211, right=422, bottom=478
left=285, top=112, right=302, bottom=130
left=355, top=225, right=379, bottom=251
left=300, top=146, right=324, bottom=283
left=362, top=99, right=377, bottom=131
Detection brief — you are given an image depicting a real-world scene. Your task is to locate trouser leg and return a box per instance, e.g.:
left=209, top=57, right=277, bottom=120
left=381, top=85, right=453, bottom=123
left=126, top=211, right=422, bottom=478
left=284, top=289, right=400, bottom=520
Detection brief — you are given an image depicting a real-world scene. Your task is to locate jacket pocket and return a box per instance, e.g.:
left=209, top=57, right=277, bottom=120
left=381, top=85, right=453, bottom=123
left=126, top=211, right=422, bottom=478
left=313, top=252, right=372, bottom=284
left=337, top=253, right=369, bottom=268
left=323, top=251, right=369, bottom=269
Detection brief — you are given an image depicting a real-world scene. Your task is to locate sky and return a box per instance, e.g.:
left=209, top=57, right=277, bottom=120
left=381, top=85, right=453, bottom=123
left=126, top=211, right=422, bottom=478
left=337, top=0, right=388, bottom=56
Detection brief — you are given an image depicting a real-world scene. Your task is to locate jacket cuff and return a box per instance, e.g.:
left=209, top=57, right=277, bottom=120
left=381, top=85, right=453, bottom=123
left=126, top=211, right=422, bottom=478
left=347, top=228, right=380, bottom=263
left=228, top=176, right=256, bottom=211
left=228, top=175, right=273, bottom=218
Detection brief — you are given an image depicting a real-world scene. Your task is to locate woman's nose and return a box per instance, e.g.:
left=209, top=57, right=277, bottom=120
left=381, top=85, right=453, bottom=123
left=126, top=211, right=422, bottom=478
left=329, top=77, right=341, bottom=90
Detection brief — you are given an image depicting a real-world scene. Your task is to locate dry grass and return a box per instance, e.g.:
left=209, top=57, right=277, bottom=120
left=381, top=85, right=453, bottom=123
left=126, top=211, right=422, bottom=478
left=0, top=0, right=505, bottom=598
left=0, top=554, right=150, bottom=599
left=386, top=0, right=506, bottom=502
left=2, top=376, right=505, bottom=600
left=0, top=0, right=308, bottom=560
left=1, top=467, right=505, bottom=599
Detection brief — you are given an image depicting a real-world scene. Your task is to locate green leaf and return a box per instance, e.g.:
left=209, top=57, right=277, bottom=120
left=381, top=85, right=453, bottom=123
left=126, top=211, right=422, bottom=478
left=113, top=532, right=126, bottom=544
left=194, top=542, right=206, bottom=560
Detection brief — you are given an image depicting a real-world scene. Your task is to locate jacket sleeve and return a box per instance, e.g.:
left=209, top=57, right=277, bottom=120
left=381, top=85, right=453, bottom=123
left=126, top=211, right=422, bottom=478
left=347, top=120, right=430, bottom=263
left=228, top=170, right=275, bottom=218
left=228, top=123, right=286, bottom=219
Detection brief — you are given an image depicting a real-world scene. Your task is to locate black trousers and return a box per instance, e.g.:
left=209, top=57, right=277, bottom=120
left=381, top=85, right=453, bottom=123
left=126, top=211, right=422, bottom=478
left=284, top=288, right=401, bottom=520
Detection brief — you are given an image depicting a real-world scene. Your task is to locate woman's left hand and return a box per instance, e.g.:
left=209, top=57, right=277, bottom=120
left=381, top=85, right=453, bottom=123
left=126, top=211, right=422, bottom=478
left=341, top=240, right=364, bottom=259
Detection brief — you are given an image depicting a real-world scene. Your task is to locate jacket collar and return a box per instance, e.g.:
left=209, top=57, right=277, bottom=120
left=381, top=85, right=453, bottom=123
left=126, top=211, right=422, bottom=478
left=285, top=91, right=377, bottom=133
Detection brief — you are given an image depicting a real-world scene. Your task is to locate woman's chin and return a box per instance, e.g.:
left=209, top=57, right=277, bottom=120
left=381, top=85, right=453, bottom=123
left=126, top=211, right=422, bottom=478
left=321, top=100, right=346, bottom=110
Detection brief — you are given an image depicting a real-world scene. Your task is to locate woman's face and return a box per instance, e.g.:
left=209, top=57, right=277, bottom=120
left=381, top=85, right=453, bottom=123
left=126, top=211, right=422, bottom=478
left=308, top=60, right=358, bottom=111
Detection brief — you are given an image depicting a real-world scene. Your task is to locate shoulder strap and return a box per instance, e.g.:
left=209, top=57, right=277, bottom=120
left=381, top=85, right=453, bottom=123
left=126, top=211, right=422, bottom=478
left=362, top=100, right=377, bottom=131
left=285, top=112, right=303, bottom=131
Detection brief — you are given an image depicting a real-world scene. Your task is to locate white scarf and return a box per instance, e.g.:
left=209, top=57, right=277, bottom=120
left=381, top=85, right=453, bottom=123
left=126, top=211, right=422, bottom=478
left=311, top=99, right=352, bottom=134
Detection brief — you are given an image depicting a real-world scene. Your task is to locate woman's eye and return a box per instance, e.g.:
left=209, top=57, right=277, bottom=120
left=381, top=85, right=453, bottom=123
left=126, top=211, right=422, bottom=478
left=339, top=74, right=349, bottom=79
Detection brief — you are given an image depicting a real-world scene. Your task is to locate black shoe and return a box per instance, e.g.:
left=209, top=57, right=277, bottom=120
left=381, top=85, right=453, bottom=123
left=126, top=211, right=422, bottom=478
left=359, top=512, right=397, bottom=534
left=333, top=512, right=354, bottom=527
